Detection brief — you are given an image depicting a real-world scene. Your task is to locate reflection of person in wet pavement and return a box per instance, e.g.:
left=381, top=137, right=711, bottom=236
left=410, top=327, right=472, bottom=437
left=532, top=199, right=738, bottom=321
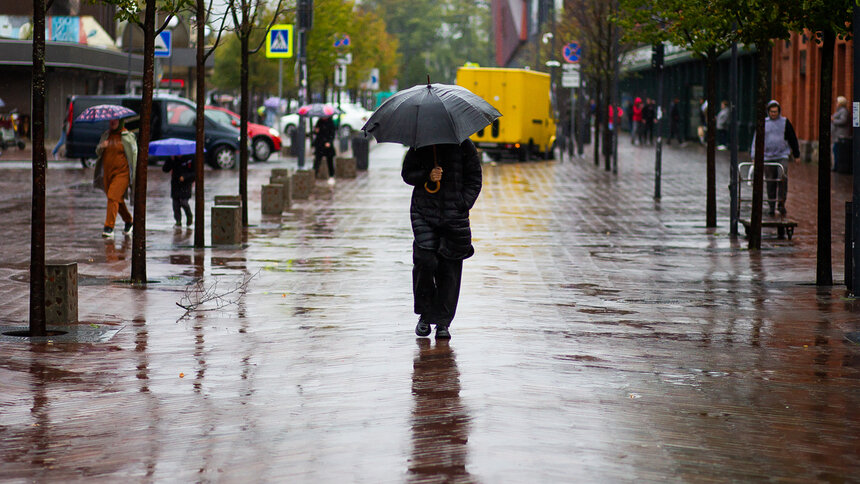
left=402, top=140, right=482, bottom=339
left=409, top=338, right=471, bottom=481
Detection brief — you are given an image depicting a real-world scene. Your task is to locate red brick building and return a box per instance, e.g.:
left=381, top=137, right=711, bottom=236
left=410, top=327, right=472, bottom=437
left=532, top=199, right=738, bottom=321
left=771, top=32, right=853, bottom=158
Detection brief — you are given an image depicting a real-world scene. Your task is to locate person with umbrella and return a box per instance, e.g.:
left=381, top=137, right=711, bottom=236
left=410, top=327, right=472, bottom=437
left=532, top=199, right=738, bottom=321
left=86, top=105, right=137, bottom=238
left=364, top=81, right=501, bottom=339
left=312, top=113, right=337, bottom=185
left=153, top=139, right=198, bottom=227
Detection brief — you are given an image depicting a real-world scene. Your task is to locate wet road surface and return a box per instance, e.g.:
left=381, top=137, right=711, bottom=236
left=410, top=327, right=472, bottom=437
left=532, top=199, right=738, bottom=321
left=0, top=139, right=858, bottom=482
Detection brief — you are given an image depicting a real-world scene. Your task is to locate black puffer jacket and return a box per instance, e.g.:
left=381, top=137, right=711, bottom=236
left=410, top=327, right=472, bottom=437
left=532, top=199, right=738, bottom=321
left=401, top=140, right=482, bottom=260
left=162, top=155, right=196, bottom=200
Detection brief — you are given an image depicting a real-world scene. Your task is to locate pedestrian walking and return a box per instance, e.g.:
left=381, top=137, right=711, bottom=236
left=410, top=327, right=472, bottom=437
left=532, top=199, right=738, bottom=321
left=93, top=118, right=136, bottom=238
left=162, top=155, right=196, bottom=227
left=716, top=100, right=730, bottom=150
left=668, top=98, right=684, bottom=145
left=52, top=120, right=68, bottom=160
left=402, top=141, right=482, bottom=339
left=313, top=115, right=336, bottom=185
left=642, top=98, right=656, bottom=145
left=831, top=95, right=852, bottom=174
left=631, top=97, right=643, bottom=145
left=750, top=100, right=800, bottom=217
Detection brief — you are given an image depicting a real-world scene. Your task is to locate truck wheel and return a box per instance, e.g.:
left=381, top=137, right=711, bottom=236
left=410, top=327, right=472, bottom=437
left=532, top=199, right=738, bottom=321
left=252, top=137, right=273, bottom=161
left=210, top=146, right=236, bottom=170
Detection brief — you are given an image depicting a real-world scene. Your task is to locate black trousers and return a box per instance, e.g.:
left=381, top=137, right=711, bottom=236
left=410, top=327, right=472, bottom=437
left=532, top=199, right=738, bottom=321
left=413, top=245, right=463, bottom=326
left=313, top=150, right=335, bottom=178
left=172, top=197, right=192, bottom=223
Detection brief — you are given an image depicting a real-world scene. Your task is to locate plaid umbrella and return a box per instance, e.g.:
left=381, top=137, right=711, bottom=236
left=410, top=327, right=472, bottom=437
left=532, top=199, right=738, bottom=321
left=75, top=104, right=137, bottom=123
left=297, top=103, right=339, bottom=117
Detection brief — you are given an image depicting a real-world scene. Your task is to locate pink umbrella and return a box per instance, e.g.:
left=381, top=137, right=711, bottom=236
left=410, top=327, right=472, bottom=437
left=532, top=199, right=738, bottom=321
left=297, top=103, right=339, bottom=117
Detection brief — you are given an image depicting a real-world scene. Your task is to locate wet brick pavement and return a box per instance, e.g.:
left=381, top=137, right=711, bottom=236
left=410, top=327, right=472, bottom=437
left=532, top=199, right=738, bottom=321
left=0, top=138, right=858, bottom=482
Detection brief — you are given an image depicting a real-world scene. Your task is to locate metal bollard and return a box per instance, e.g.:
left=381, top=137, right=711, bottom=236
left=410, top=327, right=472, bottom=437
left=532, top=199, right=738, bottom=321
left=351, top=134, right=369, bottom=170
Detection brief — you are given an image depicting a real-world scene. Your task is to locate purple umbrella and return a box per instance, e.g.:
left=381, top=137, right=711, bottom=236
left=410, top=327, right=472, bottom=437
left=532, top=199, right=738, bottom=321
left=263, top=97, right=282, bottom=109
left=148, top=138, right=201, bottom=157
left=75, top=104, right=137, bottom=123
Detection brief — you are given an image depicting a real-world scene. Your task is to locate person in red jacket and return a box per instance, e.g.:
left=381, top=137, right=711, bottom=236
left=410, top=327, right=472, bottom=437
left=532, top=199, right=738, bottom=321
left=631, top=97, right=643, bottom=145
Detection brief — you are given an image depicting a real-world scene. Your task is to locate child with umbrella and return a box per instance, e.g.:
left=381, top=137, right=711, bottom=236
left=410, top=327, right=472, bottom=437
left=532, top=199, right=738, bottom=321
left=151, top=138, right=198, bottom=227
left=312, top=112, right=337, bottom=185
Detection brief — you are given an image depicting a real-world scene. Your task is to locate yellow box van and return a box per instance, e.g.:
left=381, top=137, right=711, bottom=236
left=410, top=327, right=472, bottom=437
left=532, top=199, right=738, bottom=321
left=455, top=67, right=556, bottom=161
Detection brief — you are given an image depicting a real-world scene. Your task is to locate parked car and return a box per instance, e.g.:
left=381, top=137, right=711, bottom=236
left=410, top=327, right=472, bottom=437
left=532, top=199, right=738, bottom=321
left=279, top=102, right=373, bottom=144
left=204, top=105, right=281, bottom=161
left=65, top=94, right=242, bottom=169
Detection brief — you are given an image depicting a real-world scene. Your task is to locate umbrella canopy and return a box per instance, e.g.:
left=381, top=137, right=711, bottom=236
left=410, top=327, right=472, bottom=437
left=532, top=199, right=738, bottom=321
left=263, top=97, right=282, bottom=109
left=148, top=138, right=201, bottom=157
left=75, top=104, right=137, bottom=123
left=297, top=103, right=339, bottom=117
left=361, top=83, right=501, bottom=148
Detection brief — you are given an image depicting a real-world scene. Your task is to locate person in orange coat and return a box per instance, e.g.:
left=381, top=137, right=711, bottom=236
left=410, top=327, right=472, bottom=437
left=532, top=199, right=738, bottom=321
left=93, top=118, right=137, bottom=238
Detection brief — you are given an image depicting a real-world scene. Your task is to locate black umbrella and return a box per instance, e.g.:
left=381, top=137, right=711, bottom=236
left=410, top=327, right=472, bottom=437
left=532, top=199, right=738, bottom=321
left=361, top=82, right=501, bottom=149
left=362, top=81, right=500, bottom=193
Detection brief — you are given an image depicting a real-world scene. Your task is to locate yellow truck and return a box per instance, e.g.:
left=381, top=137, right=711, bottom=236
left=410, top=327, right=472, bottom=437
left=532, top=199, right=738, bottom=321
left=455, top=67, right=556, bottom=161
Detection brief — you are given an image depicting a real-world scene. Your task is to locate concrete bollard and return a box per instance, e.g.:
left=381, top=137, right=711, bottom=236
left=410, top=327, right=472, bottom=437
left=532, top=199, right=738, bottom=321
left=45, top=262, right=77, bottom=324
left=261, top=184, right=284, bottom=215
left=271, top=175, right=292, bottom=209
left=211, top=205, right=242, bottom=245
left=214, top=195, right=242, bottom=207
left=271, top=168, right=290, bottom=179
left=292, top=169, right=314, bottom=199
left=316, top=160, right=330, bottom=180
left=335, top=157, right=357, bottom=178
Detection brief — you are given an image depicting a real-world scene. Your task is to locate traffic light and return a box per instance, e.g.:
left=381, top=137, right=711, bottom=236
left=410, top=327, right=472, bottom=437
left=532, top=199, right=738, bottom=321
left=297, top=0, right=313, bottom=30
left=651, top=42, right=664, bottom=70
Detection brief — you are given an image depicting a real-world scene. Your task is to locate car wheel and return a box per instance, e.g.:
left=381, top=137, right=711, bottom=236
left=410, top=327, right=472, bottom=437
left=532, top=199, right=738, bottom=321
left=253, top=137, right=273, bottom=161
left=81, top=158, right=96, bottom=168
left=285, top=124, right=297, bottom=140
left=210, top=145, right=237, bottom=170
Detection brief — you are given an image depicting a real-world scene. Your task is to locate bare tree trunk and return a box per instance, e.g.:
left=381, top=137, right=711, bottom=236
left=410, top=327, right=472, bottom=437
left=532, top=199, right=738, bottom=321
left=131, top=0, right=156, bottom=283
left=239, top=21, right=250, bottom=227
left=29, top=0, right=47, bottom=335
left=817, top=28, right=835, bottom=285
left=706, top=55, right=717, bottom=227
left=194, top=0, right=206, bottom=248
left=749, top=45, right=771, bottom=250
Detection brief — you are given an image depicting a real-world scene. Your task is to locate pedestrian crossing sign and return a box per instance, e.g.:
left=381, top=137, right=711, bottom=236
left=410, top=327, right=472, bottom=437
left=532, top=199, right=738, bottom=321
left=266, top=24, right=293, bottom=58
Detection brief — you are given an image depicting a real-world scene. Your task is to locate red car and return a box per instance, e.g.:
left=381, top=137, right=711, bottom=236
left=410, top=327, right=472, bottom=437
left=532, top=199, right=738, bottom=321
left=205, top=106, right=282, bottom=161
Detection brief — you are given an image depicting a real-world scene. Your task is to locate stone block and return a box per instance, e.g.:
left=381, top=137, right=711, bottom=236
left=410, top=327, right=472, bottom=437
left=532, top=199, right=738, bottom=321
left=292, top=169, right=314, bottom=199
left=271, top=168, right=290, bottom=179
left=45, top=263, right=77, bottom=324
left=335, top=157, right=357, bottom=178
left=214, top=195, right=242, bottom=207
left=271, top=176, right=292, bottom=209
left=316, top=160, right=330, bottom=179
left=211, top=205, right=242, bottom=245
left=261, top=184, right=284, bottom=215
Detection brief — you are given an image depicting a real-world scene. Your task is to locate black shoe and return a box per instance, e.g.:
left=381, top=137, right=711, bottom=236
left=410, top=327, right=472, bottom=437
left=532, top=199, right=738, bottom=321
left=123, top=221, right=133, bottom=235
left=778, top=204, right=787, bottom=216
left=435, top=325, right=451, bottom=339
left=415, top=317, right=431, bottom=337
left=101, top=226, right=114, bottom=238
left=186, top=214, right=193, bottom=227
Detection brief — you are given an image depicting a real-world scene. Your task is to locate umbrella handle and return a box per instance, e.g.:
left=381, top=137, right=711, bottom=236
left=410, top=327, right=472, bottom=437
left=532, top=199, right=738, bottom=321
left=424, top=145, right=441, bottom=193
